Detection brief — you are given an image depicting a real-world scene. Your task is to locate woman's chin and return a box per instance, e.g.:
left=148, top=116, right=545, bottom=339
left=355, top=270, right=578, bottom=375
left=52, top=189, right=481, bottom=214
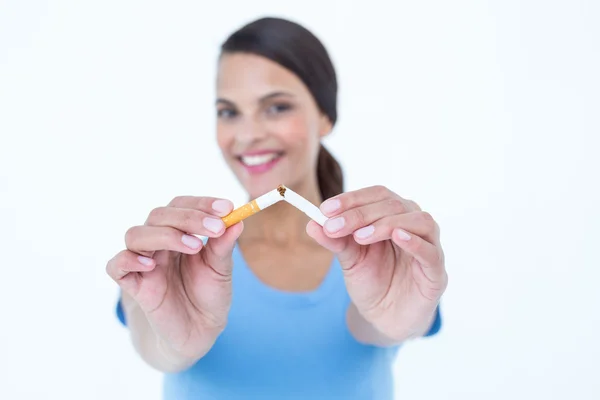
left=241, top=175, right=291, bottom=199
left=245, top=181, right=280, bottom=198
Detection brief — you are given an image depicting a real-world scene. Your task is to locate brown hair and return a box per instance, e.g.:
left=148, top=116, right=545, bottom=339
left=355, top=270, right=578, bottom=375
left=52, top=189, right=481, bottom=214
left=317, top=145, right=343, bottom=200
left=220, top=17, right=344, bottom=200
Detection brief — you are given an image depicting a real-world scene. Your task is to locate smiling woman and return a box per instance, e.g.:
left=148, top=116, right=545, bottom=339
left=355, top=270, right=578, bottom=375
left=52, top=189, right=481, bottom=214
left=107, top=16, right=445, bottom=400
left=215, top=55, right=334, bottom=201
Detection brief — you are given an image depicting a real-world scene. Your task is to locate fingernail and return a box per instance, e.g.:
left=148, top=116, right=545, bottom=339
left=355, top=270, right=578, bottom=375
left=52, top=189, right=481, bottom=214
left=182, top=234, right=202, bottom=249
left=395, top=228, right=411, bottom=241
left=138, top=256, right=154, bottom=266
left=321, top=199, right=341, bottom=215
left=203, top=217, right=224, bottom=233
left=212, top=199, right=233, bottom=215
left=325, top=217, right=345, bottom=233
left=355, top=225, right=375, bottom=239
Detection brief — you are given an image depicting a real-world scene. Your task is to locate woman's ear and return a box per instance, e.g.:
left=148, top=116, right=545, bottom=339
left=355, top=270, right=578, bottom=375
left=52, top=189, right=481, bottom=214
left=319, top=114, right=333, bottom=138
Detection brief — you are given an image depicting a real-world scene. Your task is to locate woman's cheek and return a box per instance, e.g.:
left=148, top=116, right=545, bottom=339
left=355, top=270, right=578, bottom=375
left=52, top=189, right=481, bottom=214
left=216, top=125, right=234, bottom=153
left=274, top=114, right=312, bottom=146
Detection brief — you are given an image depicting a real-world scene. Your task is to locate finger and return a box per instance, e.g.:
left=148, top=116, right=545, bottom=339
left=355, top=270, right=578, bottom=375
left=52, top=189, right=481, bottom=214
left=106, top=250, right=156, bottom=280
left=106, top=250, right=157, bottom=294
left=145, top=206, right=227, bottom=238
left=322, top=198, right=409, bottom=238
left=202, top=221, right=244, bottom=277
left=391, top=228, right=445, bottom=283
left=306, top=220, right=362, bottom=268
left=166, top=196, right=234, bottom=217
left=125, top=225, right=205, bottom=256
left=351, top=211, right=440, bottom=245
left=411, top=258, right=447, bottom=301
left=320, top=185, right=396, bottom=217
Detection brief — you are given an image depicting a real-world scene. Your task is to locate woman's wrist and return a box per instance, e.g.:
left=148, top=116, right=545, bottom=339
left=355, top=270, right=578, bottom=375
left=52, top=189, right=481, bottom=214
left=154, top=334, right=205, bottom=373
left=346, top=302, right=438, bottom=346
left=122, top=296, right=206, bottom=373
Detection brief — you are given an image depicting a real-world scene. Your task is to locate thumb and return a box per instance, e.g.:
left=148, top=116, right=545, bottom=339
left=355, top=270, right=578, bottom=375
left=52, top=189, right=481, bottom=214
left=201, top=221, right=244, bottom=276
left=306, top=220, right=362, bottom=268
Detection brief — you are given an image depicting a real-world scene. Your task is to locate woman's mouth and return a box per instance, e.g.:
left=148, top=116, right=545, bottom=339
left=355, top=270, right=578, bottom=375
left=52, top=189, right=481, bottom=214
left=238, top=151, right=284, bottom=174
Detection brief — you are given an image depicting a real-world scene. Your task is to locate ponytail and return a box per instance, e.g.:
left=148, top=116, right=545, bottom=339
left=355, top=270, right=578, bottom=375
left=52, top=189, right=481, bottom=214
left=317, top=144, right=344, bottom=200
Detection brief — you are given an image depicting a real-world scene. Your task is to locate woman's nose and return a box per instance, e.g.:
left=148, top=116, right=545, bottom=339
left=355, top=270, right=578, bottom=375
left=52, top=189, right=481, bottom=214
left=234, top=118, right=267, bottom=144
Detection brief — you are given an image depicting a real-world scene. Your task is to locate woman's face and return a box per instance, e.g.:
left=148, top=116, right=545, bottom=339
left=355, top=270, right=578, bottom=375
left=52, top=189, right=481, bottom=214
left=216, top=53, right=331, bottom=200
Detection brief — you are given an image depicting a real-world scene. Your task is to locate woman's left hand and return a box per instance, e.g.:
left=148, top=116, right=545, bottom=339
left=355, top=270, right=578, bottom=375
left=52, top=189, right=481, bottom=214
left=307, top=185, right=447, bottom=342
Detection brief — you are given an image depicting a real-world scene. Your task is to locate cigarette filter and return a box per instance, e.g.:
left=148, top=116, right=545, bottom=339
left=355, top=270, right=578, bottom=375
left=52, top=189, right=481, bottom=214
left=221, top=187, right=284, bottom=228
left=220, top=184, right=329, bottom=228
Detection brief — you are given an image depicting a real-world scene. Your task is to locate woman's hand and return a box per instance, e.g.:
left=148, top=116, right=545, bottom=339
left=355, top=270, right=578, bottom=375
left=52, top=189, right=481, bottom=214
left=106, top=196, right=243, bottom=368
left=306, top=185, right=447, bottom=343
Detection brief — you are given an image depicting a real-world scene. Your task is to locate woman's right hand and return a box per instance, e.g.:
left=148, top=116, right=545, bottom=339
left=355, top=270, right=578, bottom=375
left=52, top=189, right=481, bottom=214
left=106, top=196, right=243, bottom=367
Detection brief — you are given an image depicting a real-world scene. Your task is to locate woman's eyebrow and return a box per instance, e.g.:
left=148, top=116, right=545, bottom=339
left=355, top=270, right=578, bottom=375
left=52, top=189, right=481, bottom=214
left=216, top=98, right=235, bottom=106
left=258, top=91, right=295, bottom=103
left=216, top=91, right=295, bottom=106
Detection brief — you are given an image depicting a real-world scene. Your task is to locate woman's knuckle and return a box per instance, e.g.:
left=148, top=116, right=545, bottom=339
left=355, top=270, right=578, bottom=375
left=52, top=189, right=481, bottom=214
left=419, top=211, right=436, bottom=228
left=421, top=211, right=434, bottom=220
left=148, top=206, right=166, bottom=221
left=169, top=196, right=185, bottom=206
left=411, top=237, right=423, bottom=251
left=160, top=227, right=175, bottom=243
left=372, top=185, right=388, bottom=196
left=106, top=251, right=126, bottom=278
left=389, top=198, right=405, bottom=214
left=405, top=199, right=420, bottom=211
left=105, top=259, right=116, bottom=277
left=124, top=226, right=138, bottom=245
left=179, top=209, right=195, bottom=229
left=196, top=197, right=212, bottom=209
left=353, top=208, right=367, bottom=227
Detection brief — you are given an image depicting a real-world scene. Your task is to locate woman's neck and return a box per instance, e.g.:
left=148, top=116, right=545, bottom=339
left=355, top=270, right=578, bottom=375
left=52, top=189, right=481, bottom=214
left=240, top=178, right=322, bottom=247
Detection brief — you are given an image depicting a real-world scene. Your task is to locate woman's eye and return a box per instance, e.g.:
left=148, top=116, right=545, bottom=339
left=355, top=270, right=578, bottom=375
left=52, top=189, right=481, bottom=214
left=217, top=108, right=237, bottom=119
left=267, top=103, right=292, bottom=114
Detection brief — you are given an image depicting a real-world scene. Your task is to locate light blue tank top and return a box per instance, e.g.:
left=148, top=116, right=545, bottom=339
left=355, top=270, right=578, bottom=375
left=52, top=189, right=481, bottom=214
left=116, top=244, right=441, bottom=399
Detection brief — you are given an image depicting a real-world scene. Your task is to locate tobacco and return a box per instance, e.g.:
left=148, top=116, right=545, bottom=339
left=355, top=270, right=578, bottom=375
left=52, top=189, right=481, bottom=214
left=277, top=184, right=286, bottom=197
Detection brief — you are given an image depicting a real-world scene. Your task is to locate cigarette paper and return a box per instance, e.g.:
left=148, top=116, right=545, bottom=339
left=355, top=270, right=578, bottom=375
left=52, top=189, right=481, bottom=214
left=221, top=188, right=284, bottom=228
left=220, top=184, right=329, bottom=228
left=280, top=186, right=328, bottom=226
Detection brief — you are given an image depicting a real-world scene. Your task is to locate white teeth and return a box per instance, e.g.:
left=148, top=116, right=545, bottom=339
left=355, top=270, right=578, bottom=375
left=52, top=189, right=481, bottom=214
left=240, top=153, right=279, bottom=166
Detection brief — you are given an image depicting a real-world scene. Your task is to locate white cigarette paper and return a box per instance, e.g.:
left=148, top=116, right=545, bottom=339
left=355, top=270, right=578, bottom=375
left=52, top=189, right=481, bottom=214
left=280, top=186, right=328, bottom=226
left=255, top=188, right=285, bottom=209
left=219, top=184, right=328, bottom=230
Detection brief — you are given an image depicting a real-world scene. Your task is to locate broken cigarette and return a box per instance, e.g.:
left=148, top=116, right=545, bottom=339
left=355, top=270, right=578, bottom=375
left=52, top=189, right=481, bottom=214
left=281, top=186, right=328, bottom=226
left=221, top=184, right=328, bottom=227
left=221, top=186, right=284, bottom=228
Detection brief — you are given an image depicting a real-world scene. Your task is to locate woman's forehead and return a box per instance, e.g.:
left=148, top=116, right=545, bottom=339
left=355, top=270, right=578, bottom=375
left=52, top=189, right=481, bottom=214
left=216, top=53, right=307, bottom=98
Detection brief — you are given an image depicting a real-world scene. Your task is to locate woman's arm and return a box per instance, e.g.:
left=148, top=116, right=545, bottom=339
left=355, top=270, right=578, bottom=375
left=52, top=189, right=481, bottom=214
left=346, top=302, right=439, bottom=347
left=120, top=293, right=209, bottom=373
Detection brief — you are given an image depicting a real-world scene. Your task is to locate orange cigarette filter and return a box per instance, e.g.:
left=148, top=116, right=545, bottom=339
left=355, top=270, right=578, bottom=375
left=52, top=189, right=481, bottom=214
left=221, top=200, right=260, bottom=228
left=221, top=187, right=285, bottom=228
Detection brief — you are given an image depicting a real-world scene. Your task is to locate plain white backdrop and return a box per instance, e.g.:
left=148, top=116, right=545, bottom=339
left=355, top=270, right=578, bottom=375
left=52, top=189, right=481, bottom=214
left=1, top=0, right=598, bottom=399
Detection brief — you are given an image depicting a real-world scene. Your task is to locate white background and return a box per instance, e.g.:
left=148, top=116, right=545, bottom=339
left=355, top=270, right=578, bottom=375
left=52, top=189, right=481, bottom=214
left=1, top=0, right=598, bottom=399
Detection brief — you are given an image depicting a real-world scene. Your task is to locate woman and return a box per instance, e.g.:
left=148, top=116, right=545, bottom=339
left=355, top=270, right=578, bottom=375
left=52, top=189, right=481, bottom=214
left=107, top=16, right=447, bottom=399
